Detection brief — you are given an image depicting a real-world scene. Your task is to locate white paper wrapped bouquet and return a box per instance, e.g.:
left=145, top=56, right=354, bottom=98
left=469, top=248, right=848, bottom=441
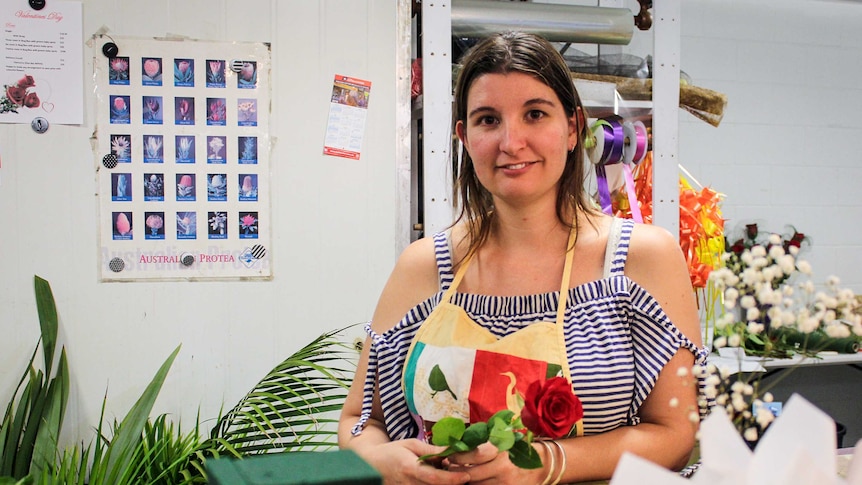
left=610, top=394, right=861, bottom=485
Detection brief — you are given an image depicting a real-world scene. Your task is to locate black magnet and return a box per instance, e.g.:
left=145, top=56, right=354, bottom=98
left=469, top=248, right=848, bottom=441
left=102, top=153, right=118, bottom=169
left=102, top=42, right=119, bottom=58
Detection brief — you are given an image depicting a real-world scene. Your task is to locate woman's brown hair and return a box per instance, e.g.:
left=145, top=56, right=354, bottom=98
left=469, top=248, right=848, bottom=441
left=452, top=31, right=596, bottom=255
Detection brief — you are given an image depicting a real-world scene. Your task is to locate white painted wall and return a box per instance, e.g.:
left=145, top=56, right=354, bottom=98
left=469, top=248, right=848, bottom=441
left=2, top=0, right=859, bottom=451
left=678, top=0, right=862, bottom=446
left=0, top=0, right=409, bottom=447
left=679, top=0, right=862, bottom=292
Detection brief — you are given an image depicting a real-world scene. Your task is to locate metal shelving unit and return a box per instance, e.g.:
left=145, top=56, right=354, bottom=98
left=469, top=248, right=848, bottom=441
left=414, top=0, right=681, bottom=238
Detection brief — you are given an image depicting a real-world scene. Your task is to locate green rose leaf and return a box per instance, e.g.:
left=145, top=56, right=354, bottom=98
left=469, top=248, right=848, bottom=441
left=462, top=421, right=489, bottom=449
left=418, top=399, right=554, bottom=470
left=508, top=439, right=543, bottom=469
left=451, top=439, right=471, bottom=452
left=489, top=409, right=515, bottom=424
left=488, top=416, right=516, bottom=452
left=430, top=417, right=465, bottom=446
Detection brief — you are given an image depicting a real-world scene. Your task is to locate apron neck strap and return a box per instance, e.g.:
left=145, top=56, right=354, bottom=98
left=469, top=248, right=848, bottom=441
left=441, top=249, right=472, bottom=304
left=556, top=221, right=578, bottom=325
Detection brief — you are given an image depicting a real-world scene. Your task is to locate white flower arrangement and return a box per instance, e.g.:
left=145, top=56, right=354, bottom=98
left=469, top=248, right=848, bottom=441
left=709, top=230, right=861, bottom=360
left=700, top=227, right=861, bottom=447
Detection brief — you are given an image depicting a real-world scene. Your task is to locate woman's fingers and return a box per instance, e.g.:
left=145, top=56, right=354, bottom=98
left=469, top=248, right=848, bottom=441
left=366, top=439, right=471, bottom=485
left=445, top=442, right=499, bottom=466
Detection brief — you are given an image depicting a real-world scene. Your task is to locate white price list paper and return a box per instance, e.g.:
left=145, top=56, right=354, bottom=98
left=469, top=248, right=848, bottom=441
left=1, top=2, right=83, bottom=125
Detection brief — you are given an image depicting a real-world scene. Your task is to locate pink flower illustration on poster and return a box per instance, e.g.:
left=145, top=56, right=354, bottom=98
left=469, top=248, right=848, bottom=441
left=1, top=74, right=41, bottom=114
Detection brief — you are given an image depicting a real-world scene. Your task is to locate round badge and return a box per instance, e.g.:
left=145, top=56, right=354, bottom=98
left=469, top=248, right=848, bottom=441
left=102, top=42, right=119, bottom=58
left=108, top=258, right=125, bottom=273
left=31, top=117, right=49, bottom=134
left=102, top=153, right=118, bottom=169
left=181, top=253, right=195, bottom=266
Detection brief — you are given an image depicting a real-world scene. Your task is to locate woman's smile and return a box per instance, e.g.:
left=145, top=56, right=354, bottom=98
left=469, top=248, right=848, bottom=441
left=498, top=161, right=537, bottom=171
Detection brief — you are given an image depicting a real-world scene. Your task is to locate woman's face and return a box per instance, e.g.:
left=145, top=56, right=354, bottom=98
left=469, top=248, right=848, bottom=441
left=457, top=72, right=577, bottom=209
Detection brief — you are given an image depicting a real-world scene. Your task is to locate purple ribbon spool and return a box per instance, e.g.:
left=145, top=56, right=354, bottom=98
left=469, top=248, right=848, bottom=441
left=598, top=116, right=625, bottom=166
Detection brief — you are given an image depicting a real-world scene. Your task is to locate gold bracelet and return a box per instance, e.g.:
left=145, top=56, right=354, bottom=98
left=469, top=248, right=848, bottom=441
left=549, top=440, right=567, bottom=485
left=537, top=439, right=557, bottom=485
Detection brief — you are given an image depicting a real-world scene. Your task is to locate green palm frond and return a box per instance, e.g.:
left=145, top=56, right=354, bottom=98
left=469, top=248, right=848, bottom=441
left=207, top=325, right=361, bottom=454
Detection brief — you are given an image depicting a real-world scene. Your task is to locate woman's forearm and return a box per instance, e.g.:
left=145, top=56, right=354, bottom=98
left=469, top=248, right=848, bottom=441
left=337, top=415, right=392, bottom=455
left=551, top=421, right=695, bottom=483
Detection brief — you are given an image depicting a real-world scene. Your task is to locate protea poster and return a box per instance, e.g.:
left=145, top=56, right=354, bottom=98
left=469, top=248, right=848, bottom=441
left=94, top=36, right=272, bottom=281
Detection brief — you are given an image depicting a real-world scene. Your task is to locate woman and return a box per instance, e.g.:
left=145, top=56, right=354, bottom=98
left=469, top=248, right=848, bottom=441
left=338, top=31, right=706, bottom=484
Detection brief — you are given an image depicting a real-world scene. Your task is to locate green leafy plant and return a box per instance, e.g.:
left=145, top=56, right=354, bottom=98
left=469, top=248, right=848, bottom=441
left=28, top=345, right=182, bottom=485
left=124, top=413, right=205, bottom=485
left=3, top=276, right=363, bottom=483
left=0, top=276, right=69, bottom=481
left=0, top=275, right=191, bottom=485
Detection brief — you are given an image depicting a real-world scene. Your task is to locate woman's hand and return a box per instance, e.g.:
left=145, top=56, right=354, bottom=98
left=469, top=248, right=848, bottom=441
left=358, top=439, right=472, bottom=485
left=445, top=442, right=548, bottom=485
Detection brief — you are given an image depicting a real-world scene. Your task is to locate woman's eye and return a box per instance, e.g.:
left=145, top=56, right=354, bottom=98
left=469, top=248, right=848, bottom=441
left=477, top=115, right=498, bottom=126
left=527, top=110, right=545, bottom=121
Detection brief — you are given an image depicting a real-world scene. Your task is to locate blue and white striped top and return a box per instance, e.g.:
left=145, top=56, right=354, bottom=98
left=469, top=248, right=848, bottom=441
left=351, top=218, right=708, bottom=440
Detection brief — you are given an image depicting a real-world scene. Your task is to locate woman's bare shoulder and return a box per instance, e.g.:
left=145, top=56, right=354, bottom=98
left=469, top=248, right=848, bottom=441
left=626, top=222, right=701, bottom=343
left=625, top=222, right=688, bottom=290
left=369, top=235, right=442, bottom=333
left=627, top=222, right=680, bottom=258
left=398, top=235, right=437, bottom=264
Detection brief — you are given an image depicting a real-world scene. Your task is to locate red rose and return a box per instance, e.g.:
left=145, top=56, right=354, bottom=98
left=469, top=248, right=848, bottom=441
left=5, top=85, right=26, bottom=105
left=745, top=223, right=759, bottom=241
left=730, top=239, right=745, bottom=255
left=520, top=377, right=583, bottom=439
left=17, top=75, right=35, bottom=88
left=23, top=92, right=39, bottom=108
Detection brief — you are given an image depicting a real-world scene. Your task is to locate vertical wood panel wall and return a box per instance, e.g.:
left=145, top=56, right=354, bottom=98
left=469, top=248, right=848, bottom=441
left=0, top=0, right=409, bottom=445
